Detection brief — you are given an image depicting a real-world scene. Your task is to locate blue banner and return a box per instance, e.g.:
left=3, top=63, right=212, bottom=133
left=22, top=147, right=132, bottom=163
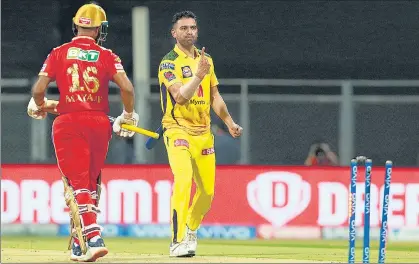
left=58, top=224, right=126, bottom=237
left=198, top=225, right=256, bottom=240
left=57, top=224, right=256, bottom=239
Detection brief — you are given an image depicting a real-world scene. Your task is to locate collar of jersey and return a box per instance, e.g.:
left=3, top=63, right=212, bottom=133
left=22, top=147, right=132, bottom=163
left=72, top=36, right=96, bottom=43
left=174, top=44, right=200, bottom=59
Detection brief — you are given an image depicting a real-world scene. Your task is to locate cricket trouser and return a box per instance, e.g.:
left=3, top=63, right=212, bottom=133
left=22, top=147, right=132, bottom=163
left=52, top=111, right=111, bottom=241
left=163, top=128, right=216, bottom=243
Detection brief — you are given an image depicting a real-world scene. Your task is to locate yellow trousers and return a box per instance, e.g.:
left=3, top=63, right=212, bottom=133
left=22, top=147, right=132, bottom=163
left=163, top=128, right=215, bottom=243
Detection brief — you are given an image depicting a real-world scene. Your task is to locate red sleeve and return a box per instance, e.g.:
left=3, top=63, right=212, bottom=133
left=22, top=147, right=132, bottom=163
left=38, top=49, right=58, bottom=80
left=107, top=51, right=125, bottom=78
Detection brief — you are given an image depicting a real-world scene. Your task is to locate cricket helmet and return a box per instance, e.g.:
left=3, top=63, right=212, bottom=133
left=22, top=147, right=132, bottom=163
left=72, top=3, right=108, bottom=44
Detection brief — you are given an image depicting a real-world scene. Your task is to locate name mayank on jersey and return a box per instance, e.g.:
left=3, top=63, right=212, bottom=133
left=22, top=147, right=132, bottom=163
left=67, top=47, right=100, bottom=62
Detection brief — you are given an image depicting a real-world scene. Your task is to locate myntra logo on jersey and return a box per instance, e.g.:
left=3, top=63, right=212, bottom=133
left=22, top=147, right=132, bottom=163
left=189, top=99, right=206, bottom=105
left=67, top=47, right=100, bottom=62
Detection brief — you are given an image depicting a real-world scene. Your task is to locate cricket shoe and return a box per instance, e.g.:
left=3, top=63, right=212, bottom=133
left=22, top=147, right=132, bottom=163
left=77, top=236, right=108, bottom=262
left=169, top=242, right=195, bottom=257
left=185, top=227, right=197, bottom=255
left=70, top=242, right=83, bottom=261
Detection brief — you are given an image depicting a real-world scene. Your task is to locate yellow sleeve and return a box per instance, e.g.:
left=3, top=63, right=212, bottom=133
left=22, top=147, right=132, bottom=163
left=158, top=60, right=182, bottom=88
left=210, top=59, right=219, bottom=87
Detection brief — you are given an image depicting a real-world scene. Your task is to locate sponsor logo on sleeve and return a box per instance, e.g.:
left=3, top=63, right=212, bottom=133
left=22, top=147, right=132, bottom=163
left=115, top=63, right=124, bottom=70
left=164, top=71, right=176, bottom=82
left=160, top=62, right=175, bottom=71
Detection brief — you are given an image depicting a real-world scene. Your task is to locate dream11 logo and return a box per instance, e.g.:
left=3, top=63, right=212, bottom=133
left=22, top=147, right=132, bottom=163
left=247, top=171, right=311, bottom=226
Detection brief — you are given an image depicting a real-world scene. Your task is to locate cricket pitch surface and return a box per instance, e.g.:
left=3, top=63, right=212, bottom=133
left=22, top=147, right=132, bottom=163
left=2, top=236, right=418, bottom=263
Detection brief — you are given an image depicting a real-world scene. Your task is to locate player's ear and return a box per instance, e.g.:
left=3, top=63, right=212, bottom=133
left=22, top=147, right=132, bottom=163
left=171, top=28, right=176, bottom=38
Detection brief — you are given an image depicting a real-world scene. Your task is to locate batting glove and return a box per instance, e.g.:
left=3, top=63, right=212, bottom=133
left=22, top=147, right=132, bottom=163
left=112, top=110, right=139, bottom=137
left=27, top=97, right=47, bottom=120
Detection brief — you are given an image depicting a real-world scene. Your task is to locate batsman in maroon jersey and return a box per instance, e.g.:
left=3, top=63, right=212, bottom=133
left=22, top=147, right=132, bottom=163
left=27, top=3, right=138, bottom=262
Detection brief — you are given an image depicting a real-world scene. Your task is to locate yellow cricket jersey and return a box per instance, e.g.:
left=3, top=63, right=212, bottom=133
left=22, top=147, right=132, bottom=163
left=158, top=45, right=219, bottom=135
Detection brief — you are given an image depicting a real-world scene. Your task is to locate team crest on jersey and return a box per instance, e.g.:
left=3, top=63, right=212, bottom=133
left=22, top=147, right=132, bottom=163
left=181, top=66, right=192, bottom=78
left=67, top=47, right=100, bottom=62
left=164, top=71, right=176, bottom=82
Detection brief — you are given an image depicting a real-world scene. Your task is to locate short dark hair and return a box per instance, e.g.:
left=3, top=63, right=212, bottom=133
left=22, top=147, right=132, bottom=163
left=172, top=11, right=197, bottom=26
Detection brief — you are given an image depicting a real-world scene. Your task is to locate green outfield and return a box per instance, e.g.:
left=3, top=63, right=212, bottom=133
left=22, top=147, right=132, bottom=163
left=1, top=236, right=418, bottom=263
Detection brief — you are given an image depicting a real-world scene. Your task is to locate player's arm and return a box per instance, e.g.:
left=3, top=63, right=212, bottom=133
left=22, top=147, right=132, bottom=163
left=108, top=52, right=139, bottom=137
left=210, top=85, right=242, bottom=138
left=304, top=144, right=318, bottom=165
left=164, top=47, right=210, bottom=105
left=209, top=56, right=242, bottom=138
left=28, top=76, right=57, bottom=118
left=210, top=85, right=234, bottom=128
left=326, top=152, right=339, bottom=165
left=31, top=76, right=52, bottom=106
left=107, top=53, right=135, bottom=113
left=113, top=72, right=135, bottom=113
left=32, top=49, right=58, bottom=106
left=304, top=156, right=315, bottom=166
left=27, top=50, right=58, bottom=119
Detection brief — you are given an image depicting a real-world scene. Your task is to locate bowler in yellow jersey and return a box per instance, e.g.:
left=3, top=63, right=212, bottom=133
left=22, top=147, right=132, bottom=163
left=157, top=11, right=243, bottom=257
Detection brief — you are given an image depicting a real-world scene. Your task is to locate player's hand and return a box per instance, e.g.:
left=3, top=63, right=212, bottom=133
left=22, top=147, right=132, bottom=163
left=195, top=47, right=211, bottom=80
left=227, top=122, right=243, bottom=138
left=112, top=110, right=140, bottom=137
left=27, top=97, right=47, bottom=120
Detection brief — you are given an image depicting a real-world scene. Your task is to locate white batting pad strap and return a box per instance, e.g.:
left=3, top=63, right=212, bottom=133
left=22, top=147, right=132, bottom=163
left=82, top=223, right=102, bottom=236
left=73, top=189, right=90, bottom=196
left=90, top=191, right=98, bottom=200
left=78, top=204, right=101, bottom=214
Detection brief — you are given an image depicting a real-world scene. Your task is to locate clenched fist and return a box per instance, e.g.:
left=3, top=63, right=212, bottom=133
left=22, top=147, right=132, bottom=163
left=228, top=122, right=243, bottom=138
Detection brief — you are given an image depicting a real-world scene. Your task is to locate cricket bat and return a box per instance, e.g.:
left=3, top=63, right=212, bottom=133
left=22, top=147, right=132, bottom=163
left=145, top=125, right=164, bottom=150
left=41, top=100, right=159, bottom=139
left=107, top=116, right=160, bottom=139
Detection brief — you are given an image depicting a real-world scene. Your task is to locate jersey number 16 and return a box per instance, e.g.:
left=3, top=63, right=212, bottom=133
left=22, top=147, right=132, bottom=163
left=67, top=63, right=100, bottom=93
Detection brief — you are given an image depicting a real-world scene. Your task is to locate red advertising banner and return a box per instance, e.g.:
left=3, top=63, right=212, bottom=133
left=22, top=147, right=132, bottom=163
left=2, top=165, right=419, bottom=229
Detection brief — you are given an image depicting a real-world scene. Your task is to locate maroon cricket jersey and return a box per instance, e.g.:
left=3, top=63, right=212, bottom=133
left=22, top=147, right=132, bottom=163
left=38, top=36, right=125, bottom=114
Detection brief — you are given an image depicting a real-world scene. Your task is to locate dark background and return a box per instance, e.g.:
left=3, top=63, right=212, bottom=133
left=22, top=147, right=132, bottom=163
left=3, top=0, right=419, bottom=80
